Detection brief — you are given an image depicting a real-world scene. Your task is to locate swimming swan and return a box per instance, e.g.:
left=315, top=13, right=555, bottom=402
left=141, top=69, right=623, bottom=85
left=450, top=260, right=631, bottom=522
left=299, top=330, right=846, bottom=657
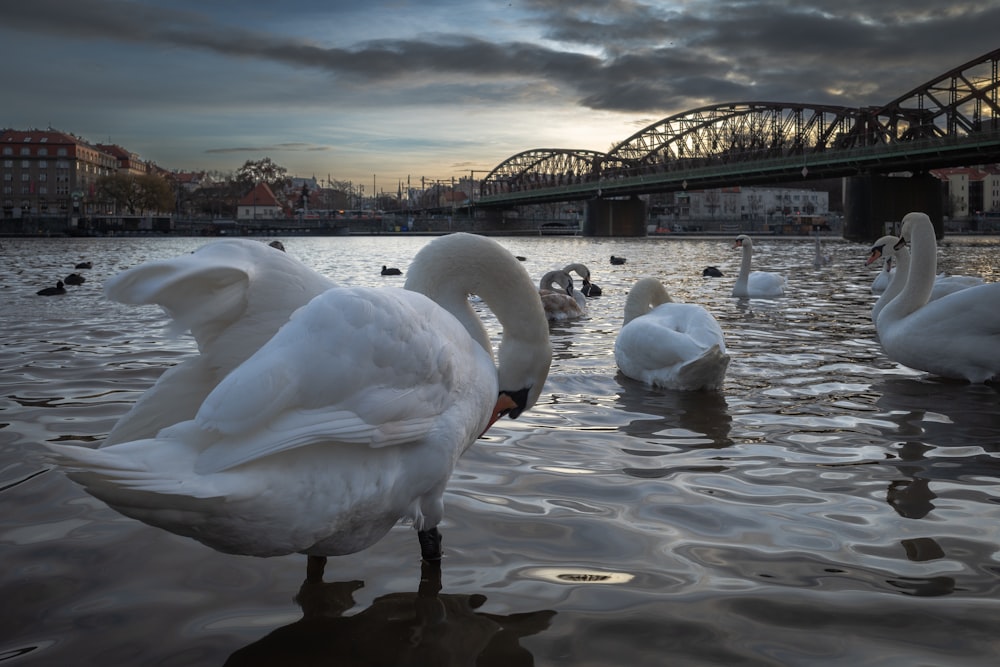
left=46, top=233, right=552, bottom=564
left=876, top=212, right=1000, bottom=382
left=732, top=235, right=785, bottom=298
left=614, top=277, right=730, bottom=391
left=813, top=233, right=831, bottom=268
left=867, top=234, right=984, bottom=323
left=562, top=262, right=602, bottom=296
left=538, top=270, right=586, bottom=321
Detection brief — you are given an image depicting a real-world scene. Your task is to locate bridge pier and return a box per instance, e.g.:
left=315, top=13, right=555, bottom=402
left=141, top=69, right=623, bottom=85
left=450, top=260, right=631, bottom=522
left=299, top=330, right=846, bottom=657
left=843, top=173, right=944, bottom=241
left=583, top=197, right=647, bottom=237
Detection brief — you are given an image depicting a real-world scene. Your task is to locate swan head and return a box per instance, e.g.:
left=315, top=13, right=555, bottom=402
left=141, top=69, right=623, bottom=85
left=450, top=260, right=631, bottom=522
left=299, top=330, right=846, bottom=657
left=734, top=234, right=752, bottom=249
left=867, top=235, right=899, bottom=266
left=896, top=212, right=931, bottom=251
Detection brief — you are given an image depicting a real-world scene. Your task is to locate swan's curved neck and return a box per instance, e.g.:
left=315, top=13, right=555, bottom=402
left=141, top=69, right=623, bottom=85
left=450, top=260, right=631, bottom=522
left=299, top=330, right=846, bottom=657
left=623, top=278, right=671, bottom=325
left=405, top=231, right=549, bottom=358
left=405, top=233, right=551, bottom=415
left=735, top=241, right=753, bottom=288
left=895, top=217, right=936, bottom=317
left=872, top=245, right=910, bottom=321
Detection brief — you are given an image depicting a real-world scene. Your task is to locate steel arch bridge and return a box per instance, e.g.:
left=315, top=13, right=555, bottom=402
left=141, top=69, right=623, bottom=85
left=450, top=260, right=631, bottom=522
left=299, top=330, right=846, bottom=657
left=478, top=47, right=1000, bottom=205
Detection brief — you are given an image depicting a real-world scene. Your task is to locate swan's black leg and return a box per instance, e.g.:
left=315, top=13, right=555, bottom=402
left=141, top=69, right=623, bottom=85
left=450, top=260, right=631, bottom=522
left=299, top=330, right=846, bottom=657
left=417, top=527, right=442, bottom=561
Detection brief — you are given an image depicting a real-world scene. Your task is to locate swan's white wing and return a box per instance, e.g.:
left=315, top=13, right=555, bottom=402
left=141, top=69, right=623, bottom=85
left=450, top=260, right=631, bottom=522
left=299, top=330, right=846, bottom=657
left=103, top=240, right=338, bottom=446
left=748, top=271, right=786, bottom=296
left=930, top=274, right=984, bottom=300
left=617, top=304, right=726, bottom=366
left=880, top=283, right=1000, bottom=382
left=105, top=239, right=336, bottom=351
left=194, top=286, right=493, bottom=474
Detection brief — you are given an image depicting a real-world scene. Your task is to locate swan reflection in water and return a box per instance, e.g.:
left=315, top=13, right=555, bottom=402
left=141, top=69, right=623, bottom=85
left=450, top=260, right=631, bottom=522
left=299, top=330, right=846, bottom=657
left=613, top=375, right=733, bottom=449
left=225, top=560, right=555, bottom=666
left=871, top=378, right=1000, bottom=597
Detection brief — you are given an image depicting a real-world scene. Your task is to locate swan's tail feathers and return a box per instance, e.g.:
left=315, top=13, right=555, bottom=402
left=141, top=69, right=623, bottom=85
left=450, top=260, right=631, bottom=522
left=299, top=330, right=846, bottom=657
left=676, top=344, right=731, bottom=391
left=44, top=442, right=224, bottom=511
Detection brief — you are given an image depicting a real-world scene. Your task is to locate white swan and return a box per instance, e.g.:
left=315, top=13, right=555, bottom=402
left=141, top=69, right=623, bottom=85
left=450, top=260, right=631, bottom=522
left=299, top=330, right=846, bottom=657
left=46, top=233, right=552, bottom=563
left=813, top=233, right=831, bottom=268
left=870, top=245, right=895, bottom=295
left=732, top=235, right=785, bottom=298
left=614, top=277, right=730, bottom=391
left=867, top=234, right=984, bottom=323
left=876, top=212, right=1000, bottom=382
left=539, top=270, right=586, bottom=321
left=562, top=262, right=602, bottom=296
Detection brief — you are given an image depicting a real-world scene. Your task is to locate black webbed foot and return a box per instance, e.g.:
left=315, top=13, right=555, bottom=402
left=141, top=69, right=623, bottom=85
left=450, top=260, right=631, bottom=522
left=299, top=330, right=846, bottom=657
left=417, top=526, right=443, bottom=561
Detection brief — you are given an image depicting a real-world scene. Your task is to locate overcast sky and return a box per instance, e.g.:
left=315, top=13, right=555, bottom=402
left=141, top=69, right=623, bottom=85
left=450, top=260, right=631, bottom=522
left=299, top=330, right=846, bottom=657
left=2, top=0, right=998, bottom=192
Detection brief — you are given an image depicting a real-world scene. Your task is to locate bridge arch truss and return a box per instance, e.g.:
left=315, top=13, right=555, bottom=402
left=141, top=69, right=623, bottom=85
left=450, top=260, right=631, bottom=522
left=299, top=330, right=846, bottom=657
left=476, top=47, right=1000, bottom=203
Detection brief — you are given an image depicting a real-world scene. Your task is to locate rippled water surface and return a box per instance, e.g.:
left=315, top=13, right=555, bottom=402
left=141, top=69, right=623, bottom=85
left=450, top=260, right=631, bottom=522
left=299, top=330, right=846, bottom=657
left=2, top=234, right=1000, bottom=666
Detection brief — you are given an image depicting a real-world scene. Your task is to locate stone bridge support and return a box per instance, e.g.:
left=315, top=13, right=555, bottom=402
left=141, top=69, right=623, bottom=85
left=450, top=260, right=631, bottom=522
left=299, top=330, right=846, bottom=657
left=843, top=173, right=944, bottom=241
left=583, top=197, right=647, bottom=237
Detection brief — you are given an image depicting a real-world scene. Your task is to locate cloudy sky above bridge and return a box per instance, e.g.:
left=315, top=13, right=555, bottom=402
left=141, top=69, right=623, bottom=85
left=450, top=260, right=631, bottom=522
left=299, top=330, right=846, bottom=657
left=2, top=0, right=997, bottom=191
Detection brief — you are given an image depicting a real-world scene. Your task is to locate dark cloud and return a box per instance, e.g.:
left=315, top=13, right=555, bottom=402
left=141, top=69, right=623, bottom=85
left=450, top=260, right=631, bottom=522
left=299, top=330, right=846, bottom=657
left=3, top=0, right=999, bottom=178
left=3, top=0, right=999, bottom=116
left=205, top=143, right=333, bottom=154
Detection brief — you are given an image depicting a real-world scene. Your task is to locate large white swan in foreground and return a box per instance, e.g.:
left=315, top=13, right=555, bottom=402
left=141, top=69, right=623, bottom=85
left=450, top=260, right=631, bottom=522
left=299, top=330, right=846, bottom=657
left=538, top=269, right=586, bottom=321
left=876, top=212, right=1000, bottom=382
left=866, top=234, right=985, bottom=323
left=614, top=277, right=730, bottom=391
left=46, top=234, right=552, bottom=564
left=732, top=235, right=785, bottom=298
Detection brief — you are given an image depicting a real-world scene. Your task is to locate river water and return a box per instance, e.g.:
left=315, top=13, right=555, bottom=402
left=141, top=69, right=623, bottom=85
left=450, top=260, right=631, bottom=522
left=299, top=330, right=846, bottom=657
left=2, top=233, right=999, bottom=666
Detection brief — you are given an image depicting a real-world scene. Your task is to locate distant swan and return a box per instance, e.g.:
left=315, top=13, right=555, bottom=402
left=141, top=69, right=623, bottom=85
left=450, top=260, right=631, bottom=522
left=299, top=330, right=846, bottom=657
left=538, top=270, right=586, bottom=321
left=46, top=234, right=553, bottom=565
left=813, top=233, right=831, bottom=267
left=614, top=277, right=730, bottom=391
left=875, top=212, right=1000, bottom=382
left=36, top=280, right=66, bottom=296
left=731, top=235, right=785, bottom=298
left=562, top=262, right=602, bottom=296
left=870, top=246, right=895, bottom=295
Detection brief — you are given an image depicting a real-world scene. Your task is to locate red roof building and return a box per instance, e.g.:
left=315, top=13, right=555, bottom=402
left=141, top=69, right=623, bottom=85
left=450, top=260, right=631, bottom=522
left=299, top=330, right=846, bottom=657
left=237, top=181, right=285, bottom=220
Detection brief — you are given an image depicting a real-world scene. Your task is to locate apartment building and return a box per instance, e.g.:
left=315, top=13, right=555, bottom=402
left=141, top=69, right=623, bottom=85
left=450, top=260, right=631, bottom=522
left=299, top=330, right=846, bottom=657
left=1, top=128, right=119, bottom=222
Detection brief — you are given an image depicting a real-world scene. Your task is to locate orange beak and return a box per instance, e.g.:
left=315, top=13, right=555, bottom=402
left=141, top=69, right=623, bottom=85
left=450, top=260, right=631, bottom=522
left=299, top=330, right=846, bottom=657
left=480, top=393, right=518, bottom=437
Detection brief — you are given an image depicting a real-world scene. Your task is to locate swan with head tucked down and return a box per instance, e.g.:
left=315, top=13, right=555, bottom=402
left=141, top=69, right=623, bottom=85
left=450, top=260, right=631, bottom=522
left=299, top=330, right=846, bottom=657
left=867, top=234, right=985, bottom=323
left=538, top=269, right=586, bottom=321
left=562, top=262, right=602, bottom=297
left=876, top=212, right=1000, bottom=382
left=732, top=235, right=785, bottom=298
left=46, top=233, right=552, bottom=564
left=614, top=277, right=730, bottom=391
